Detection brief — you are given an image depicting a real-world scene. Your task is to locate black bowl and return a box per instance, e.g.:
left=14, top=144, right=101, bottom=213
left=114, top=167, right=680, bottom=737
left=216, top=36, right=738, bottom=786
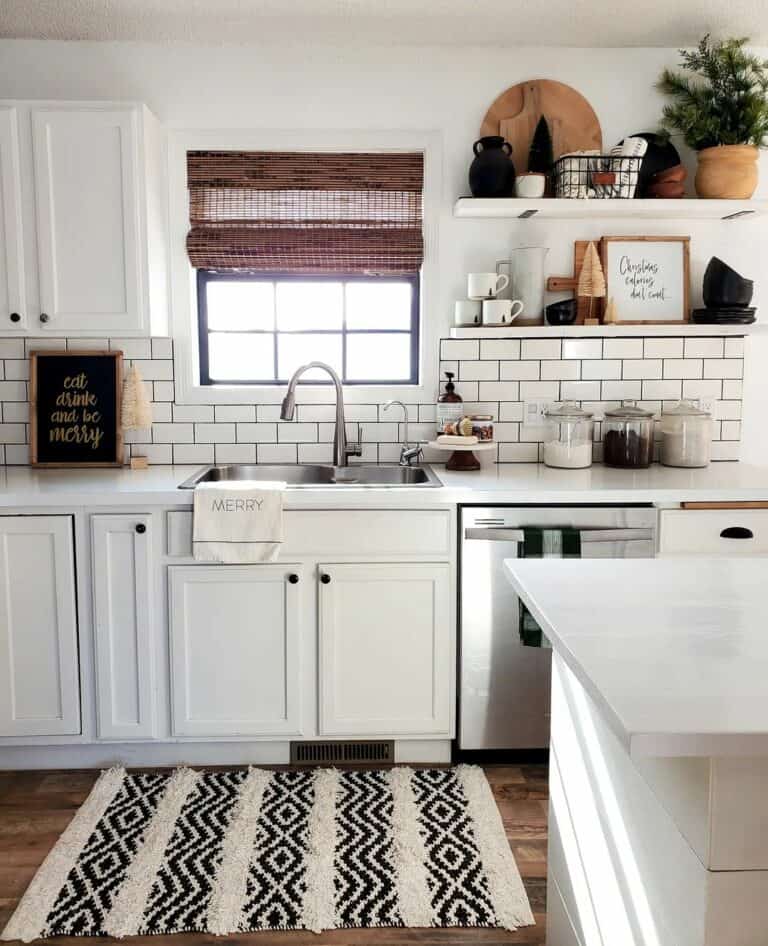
left=545, top=298, right=578, bottom=325
left=703, top=257, right=754, bottom=308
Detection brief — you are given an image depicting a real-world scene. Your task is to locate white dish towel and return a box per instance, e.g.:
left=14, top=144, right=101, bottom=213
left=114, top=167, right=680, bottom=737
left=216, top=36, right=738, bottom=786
left=193, top=481, right=286, bottom=563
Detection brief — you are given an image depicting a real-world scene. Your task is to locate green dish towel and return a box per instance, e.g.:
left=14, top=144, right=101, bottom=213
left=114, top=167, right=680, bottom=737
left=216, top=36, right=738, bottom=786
left=519, top=527, right=582, bottom=648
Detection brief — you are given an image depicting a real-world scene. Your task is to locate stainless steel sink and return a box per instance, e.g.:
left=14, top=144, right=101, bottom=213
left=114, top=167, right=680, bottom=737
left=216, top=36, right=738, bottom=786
left=178, top=463, right=442, bottom=489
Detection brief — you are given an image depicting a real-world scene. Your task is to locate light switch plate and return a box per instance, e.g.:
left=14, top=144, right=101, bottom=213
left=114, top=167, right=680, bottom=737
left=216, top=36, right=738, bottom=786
left=523, top=399, right=554, bottom=426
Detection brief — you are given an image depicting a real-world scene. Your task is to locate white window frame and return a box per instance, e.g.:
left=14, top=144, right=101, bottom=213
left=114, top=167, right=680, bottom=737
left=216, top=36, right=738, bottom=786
left=168, top=127, right=441, bottom=406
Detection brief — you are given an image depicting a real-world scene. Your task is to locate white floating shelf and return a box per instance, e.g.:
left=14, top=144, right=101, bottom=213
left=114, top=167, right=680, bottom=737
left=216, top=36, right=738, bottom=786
left=453, top=197, right=768, bottom=221
left=450, top=323, right=762, bottom=339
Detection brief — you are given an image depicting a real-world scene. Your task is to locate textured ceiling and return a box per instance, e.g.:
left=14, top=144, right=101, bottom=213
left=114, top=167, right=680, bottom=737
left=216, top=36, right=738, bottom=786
left=1, top=0, right=767, bottom=47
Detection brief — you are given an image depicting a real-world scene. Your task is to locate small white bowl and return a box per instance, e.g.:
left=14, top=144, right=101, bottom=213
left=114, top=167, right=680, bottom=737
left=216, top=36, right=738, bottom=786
left=515, top=173, right=547, bottom=198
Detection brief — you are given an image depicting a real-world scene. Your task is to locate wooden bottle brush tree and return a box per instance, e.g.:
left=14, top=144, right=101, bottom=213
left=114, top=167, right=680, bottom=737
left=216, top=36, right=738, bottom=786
left=121, top=364, right=152, bottom=469
left=547, top=239, right=607, bottom=323
left=577, top=241, right=606, bottom=325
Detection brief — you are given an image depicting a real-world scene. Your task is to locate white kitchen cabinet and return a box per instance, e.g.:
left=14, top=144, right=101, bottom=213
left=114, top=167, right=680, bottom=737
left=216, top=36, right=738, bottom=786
left=168, top=564, right=303, bottom=737
left=659, top=508, right=768, bottom=556
left=30, top=104, right=167, bottom=336
left=318, top=562, right=451, bottom=737
left=0, top=107, right=26, bottom=332
left=0, top=516, right=79, bottom=737
left=91, top=514, right=155, bottom=740
left=0, top=101, right=167, bottom=337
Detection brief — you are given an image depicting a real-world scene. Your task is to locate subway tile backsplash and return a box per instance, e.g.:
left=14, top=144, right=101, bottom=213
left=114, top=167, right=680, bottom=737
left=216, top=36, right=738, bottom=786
left=0, top=334, right=745, bottom=465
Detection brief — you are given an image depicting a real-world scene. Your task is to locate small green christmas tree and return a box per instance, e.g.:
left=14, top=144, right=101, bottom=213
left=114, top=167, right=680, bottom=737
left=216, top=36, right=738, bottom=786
left=528, top=116, right=554, bottom=173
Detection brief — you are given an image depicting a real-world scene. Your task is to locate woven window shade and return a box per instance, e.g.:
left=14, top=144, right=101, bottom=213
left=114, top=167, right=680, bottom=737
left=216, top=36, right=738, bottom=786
left=186, top=151, right=424, bottom=276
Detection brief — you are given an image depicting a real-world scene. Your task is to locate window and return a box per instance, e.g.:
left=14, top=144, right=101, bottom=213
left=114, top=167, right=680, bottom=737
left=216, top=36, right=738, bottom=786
left=198, top=271, right=419, bottom=384
left=186, top=150, right=424, bottom=386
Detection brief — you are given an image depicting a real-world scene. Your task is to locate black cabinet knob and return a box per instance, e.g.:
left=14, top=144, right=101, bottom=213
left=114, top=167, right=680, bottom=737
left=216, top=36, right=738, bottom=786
left=135, top=523, right=146, bottom=534
left=320, top=573, right=331, bottom=584
left=9, top=312, right=20, bottom=323
left=288, top=573, right=299, bottom=584
left=39, top=313, right=50, bottom=323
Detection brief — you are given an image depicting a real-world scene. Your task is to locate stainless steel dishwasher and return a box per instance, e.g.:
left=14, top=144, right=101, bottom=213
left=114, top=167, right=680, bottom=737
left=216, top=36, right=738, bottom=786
left=459, top=505, right=656, bottom=752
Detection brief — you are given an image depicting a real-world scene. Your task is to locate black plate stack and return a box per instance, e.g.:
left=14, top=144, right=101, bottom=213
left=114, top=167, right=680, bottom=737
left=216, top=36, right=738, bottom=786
left=693, top=256, right=756, bottom=325
left=693, top=257, right=756, bottom=324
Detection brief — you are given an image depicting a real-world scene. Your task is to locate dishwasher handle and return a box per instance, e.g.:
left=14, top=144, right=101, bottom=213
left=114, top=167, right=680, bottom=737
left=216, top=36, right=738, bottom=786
left=464, top=528, right=526, bottom=542
left=464, top=527, right=654, bottom=543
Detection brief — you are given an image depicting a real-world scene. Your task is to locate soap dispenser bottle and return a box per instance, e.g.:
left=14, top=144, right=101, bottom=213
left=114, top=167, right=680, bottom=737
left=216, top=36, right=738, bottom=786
left=437, top=371, right=463, bottom=434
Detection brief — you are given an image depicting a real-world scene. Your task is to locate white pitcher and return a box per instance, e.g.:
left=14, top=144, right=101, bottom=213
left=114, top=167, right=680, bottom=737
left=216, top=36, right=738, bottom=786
left=496, top=246, right=550, bottom=326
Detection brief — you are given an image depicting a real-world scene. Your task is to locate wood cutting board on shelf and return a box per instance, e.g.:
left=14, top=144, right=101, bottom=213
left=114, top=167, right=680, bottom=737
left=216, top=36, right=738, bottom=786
left=480, top=79, right=602, bottom=173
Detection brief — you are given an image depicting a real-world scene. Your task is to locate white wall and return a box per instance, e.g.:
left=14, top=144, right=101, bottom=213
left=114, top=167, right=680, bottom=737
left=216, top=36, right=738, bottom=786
left=1, top=39, right=766, bottom=462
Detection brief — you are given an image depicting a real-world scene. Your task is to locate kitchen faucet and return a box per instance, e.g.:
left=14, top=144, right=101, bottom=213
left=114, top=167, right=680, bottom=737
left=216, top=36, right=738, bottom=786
left=280, top=362, right=361, bottom=467
left=383, top=399, right=423, bottom=467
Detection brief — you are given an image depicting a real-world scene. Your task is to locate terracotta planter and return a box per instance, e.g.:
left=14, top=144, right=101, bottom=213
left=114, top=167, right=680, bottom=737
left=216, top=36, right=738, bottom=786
left=695, top=145, right=759, bottom=199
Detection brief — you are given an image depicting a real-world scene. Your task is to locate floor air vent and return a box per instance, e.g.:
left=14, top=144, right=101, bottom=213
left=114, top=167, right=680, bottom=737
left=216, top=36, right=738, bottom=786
left=290, top=740, right=395, bottom=765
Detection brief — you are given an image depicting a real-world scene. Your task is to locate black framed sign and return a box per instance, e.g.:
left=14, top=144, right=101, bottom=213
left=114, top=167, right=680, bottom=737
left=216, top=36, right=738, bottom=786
left=30, top=350, right=123, bottom=467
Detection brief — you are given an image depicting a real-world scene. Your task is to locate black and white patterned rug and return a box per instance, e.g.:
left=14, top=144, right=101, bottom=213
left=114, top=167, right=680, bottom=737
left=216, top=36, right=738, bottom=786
left=1, top=765, right=533, bottom=941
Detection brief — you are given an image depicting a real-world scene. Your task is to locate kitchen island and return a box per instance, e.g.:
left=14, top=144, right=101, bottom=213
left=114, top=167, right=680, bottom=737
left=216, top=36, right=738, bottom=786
left=505, top=558, right=768, bottom=946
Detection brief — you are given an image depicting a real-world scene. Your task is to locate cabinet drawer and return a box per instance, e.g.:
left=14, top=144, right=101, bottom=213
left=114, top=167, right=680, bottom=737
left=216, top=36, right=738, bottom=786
left=659, top=509, right=768, bottom=556
left=167, top=508, right=452, bottom=559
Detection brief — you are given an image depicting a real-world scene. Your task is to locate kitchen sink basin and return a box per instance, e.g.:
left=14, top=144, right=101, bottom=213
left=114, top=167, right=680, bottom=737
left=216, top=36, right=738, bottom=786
left=178, top=463, right=442, bottom=489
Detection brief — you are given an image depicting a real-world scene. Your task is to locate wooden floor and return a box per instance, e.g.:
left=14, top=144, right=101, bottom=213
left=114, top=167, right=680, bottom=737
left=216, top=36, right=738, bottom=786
left=0, top=764, right=547, bottom=946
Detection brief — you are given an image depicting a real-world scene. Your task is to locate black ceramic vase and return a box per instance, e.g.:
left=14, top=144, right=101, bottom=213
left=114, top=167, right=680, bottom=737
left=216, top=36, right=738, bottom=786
left=469, top=136, right=516, bottom=198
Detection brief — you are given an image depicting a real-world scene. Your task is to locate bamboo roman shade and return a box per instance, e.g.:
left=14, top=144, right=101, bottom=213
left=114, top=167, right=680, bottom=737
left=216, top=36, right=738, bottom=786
left=186, top=151, right=424, bottom=276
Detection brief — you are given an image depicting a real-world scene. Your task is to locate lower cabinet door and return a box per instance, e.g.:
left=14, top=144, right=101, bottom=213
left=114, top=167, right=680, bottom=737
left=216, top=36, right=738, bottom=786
left=319, top=562, right=452, bottom=737
left=91, top=514, right=155, bottom=740
left=0, top=516, right=80, bottom=737
left=168, top=565, right=302, bottom=737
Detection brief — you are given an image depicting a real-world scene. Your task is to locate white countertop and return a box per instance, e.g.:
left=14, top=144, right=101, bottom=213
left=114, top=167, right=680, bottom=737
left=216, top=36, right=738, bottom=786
left=504, top=558, right=768, bottom=759
left=0, top=462, right=767, bottom=508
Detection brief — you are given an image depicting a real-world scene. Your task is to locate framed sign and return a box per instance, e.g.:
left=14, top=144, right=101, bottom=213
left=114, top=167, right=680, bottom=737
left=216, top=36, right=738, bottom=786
left=601, top=236, right=690, bottom=324
left=30, top=351, right=123, bottom=467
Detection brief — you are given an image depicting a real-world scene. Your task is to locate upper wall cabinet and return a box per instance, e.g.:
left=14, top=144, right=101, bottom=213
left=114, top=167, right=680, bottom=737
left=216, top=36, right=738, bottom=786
left=0, top=102, right=168, bottom=337
left=0, top=108, right=26, bottom=331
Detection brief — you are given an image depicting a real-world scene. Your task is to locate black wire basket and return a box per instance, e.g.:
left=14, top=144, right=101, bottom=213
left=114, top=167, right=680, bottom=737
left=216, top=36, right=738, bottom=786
left=554, top=154, right=644, bottom=199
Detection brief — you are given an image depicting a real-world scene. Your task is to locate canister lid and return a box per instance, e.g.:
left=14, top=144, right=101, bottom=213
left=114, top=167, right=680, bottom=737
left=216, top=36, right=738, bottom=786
left=604, top=400, right=655, bottom=419
left=544, top=400, right=594, bottom=419
left=661, top=399, right=711, bottom=417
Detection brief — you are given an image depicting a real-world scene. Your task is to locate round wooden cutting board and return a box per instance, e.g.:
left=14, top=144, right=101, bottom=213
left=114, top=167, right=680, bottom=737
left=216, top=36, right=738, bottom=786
left=480, top=79, right=602, bottom=173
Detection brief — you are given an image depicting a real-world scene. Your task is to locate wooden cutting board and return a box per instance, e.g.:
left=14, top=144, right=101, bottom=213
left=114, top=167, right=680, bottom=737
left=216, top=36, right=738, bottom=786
left=480, top=79, right=602, bottom=173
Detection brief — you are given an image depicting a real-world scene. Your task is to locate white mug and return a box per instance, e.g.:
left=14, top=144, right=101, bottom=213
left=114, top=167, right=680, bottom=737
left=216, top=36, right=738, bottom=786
left=454, top=300, right=482, bottom=326
left=482, top=298, right=524, bottom=325
left=467, top=272, right=510, bottom=300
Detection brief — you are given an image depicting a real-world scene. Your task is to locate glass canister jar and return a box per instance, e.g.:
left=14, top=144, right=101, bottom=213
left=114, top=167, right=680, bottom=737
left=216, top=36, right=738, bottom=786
left=603, top=402, right=655, bottom=469
left=659, top=400, right=712, bottom=468
left=543, top=402, right=594, bottom=469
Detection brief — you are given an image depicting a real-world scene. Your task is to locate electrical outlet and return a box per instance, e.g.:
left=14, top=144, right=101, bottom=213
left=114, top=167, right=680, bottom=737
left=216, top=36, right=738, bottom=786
left=523, top=400, right=554, bottom=426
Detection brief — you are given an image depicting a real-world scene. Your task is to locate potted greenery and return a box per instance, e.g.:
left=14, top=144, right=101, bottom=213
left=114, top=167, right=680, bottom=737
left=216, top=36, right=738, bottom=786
left=657, top=35, right=768, bottom=198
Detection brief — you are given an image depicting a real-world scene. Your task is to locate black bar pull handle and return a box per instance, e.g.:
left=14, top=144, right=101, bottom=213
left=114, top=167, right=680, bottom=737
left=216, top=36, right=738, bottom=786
left=720, top=526, right=754, bottom=540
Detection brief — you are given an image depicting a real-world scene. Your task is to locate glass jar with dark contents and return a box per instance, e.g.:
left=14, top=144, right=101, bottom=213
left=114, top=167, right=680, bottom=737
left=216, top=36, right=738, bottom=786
left=602, top=402, right=655, bottom=468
